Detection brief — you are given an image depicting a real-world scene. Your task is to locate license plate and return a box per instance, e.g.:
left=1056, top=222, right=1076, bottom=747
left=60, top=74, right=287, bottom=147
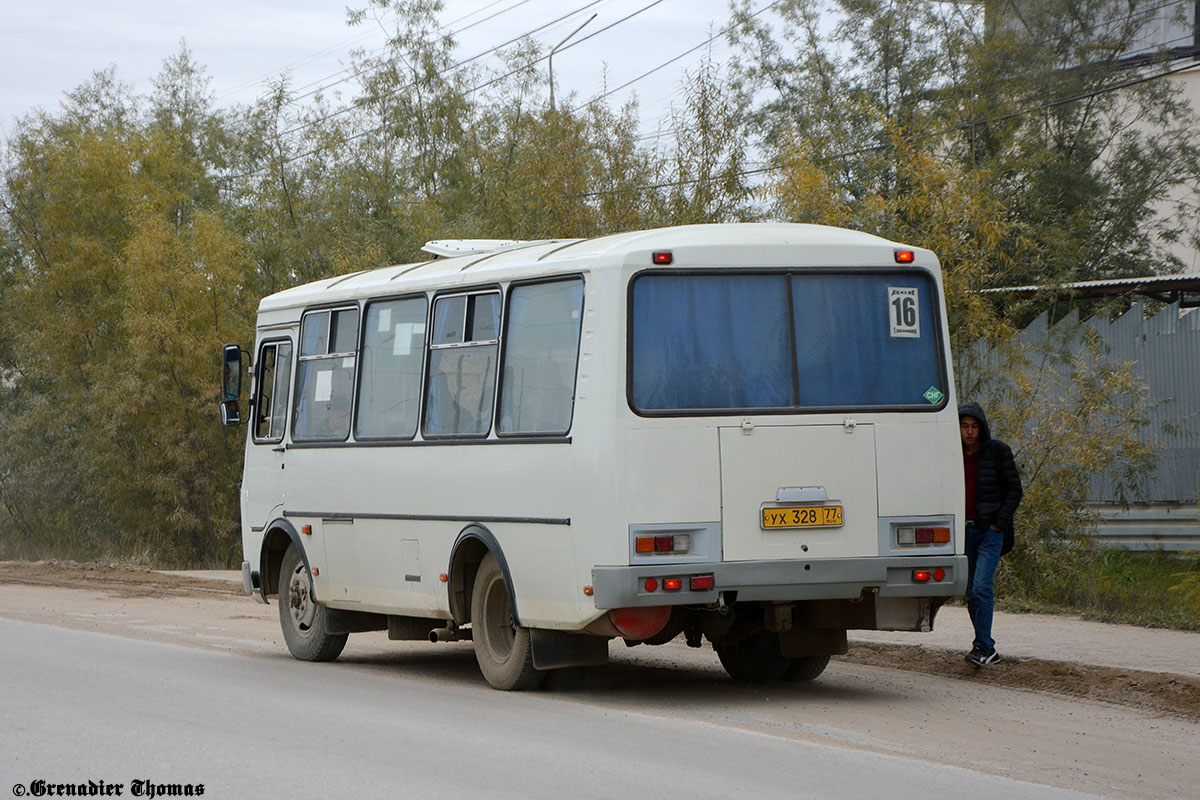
left=760, top=504, right=844, bottom=529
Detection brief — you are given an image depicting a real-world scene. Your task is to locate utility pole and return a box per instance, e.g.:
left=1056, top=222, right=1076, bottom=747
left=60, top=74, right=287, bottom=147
left=549, top=14, right=596, bottom=112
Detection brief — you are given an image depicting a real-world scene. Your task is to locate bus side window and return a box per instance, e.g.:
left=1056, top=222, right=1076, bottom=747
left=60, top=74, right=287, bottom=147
left=293, top=307, right=359, bottom=442
left=253, top=340, right=292, bottom=443
left=424, top=291, right=500, bottom=437
left=356, top=296, right=428, bottom=439
left=498, top=278, right=584, bottom=435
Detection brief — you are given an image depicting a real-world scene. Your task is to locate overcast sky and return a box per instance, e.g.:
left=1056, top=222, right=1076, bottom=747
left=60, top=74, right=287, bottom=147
left=0, top=0, right=748, bottom=139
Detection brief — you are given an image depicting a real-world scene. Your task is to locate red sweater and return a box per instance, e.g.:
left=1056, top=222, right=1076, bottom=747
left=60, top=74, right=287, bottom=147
left=963, top=448, right=980, bottom=522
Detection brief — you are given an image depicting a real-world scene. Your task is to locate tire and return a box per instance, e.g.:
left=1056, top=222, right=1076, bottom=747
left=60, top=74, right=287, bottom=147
left=782, top=654, right=831, bottom=683
left=278, top=543, right=347, bottom=662
left=715, top=631, right=791, bottom=682
left=471, top=552, right=543, bottom=690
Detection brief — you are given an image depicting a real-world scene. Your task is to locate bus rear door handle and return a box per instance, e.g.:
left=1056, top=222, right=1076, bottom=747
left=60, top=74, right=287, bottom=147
left=272, top=446, right=286, bottom=453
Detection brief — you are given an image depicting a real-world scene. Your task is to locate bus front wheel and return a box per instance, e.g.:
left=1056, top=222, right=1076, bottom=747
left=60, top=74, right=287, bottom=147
left=471, top=553, right=543, bottom=690
left=279, top=543, right=347, bottom=662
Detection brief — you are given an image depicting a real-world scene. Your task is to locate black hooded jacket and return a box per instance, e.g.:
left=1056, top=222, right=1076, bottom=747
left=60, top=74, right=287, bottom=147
left=959, top=402, right=1023, bottom=554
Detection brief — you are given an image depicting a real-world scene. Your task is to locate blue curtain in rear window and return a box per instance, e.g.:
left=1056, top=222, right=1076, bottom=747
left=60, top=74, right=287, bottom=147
left=790, top=273, right=941, bottom=407
left=631, top=274, right=793, bottom=410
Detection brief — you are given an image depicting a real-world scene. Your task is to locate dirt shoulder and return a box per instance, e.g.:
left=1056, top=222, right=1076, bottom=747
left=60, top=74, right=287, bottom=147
left=3, top=559, right=1198, bottom=723
left=840, top=643, right=1200, bottom=722
left=0, top=560, right=245, bottom=598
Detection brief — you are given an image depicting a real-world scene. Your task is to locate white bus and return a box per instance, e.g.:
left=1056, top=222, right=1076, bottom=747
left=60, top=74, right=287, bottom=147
left=220, top=223, right=966, bottom=690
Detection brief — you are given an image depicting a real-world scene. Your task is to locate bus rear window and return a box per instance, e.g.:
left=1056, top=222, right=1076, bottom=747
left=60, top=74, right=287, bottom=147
left=629, top=272, right=946, bottom=413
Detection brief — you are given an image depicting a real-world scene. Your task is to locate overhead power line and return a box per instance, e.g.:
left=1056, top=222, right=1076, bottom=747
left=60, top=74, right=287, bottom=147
left=575, top=56, right=1200, bottom=198
left=285, top=0, right=556, bottom=107
left=225, top=0, right=666, bottom=179
left=569, top=0, right=782, bottom=112
left=278, top=0, right=612, bottom=138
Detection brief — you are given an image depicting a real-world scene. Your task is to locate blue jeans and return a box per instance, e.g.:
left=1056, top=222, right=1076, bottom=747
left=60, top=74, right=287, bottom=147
left=965, top=522, right=1004, bottom=652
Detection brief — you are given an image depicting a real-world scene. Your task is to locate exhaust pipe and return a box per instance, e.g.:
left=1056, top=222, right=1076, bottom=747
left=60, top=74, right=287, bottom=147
left=429, top=627, right=472, bottom=643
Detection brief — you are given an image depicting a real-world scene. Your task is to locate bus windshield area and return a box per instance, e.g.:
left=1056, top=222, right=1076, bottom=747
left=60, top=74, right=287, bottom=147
left=629, top=271, right=947, bottom=413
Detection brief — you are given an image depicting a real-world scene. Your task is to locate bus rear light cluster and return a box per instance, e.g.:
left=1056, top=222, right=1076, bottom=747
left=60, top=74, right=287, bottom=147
left=897, top=526, right=950, bottom=545
left=911, top=567, right=947, bottom=583
left=643, top=573, right=714, bottom=593
left=635, top=534, right=691, bottom=554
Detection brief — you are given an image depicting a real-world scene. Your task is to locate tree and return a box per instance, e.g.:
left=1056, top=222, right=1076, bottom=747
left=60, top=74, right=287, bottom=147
left=732, top=0, right=1200, bottom=287
left=660, top=48, right=757, bottom=224
left=0, top=51, right=255, bottom=565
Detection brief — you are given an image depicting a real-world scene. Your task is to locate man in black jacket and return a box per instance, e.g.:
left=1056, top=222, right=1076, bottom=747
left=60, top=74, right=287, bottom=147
left=959, top=401, right=1023, bottom=666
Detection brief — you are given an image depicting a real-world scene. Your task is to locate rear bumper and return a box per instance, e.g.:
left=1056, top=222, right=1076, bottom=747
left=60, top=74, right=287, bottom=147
left=591, top=555, right=967, bottom=609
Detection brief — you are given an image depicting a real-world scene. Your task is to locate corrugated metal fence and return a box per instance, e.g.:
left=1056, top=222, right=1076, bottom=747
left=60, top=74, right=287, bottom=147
left=1009, top=301, right=1200, bottom=549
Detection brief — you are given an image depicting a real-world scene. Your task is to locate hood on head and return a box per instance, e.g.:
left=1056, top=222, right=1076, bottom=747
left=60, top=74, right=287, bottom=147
left=958, top=401, right=992, bottom=443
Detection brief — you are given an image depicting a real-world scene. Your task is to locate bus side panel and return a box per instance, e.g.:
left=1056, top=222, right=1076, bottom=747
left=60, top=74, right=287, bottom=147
left=281, top=443, right=583, bottom=627
left=623, top=426, right=721, bottom=526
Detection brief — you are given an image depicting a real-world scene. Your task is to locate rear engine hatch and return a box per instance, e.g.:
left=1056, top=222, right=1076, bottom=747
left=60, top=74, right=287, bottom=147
left=719, top=422, right=878, bottom=561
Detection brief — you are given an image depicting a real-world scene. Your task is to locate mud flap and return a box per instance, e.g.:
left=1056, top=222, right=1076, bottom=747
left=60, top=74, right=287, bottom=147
left=324, top=608, right=388, bottom=635
left=530, top=629, right=610, bottom=670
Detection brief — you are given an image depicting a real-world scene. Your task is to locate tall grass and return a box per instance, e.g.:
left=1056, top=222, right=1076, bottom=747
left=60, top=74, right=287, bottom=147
left=998, top=542, right=1200, bottom=630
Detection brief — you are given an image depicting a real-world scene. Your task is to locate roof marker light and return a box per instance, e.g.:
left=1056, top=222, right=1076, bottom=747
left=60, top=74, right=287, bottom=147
left=652, top=251, right=673, bottom=265
left=895, top=250, right=915, bottom=264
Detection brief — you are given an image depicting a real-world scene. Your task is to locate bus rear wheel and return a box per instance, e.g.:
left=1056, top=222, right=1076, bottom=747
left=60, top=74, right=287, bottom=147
left=715, top=632, right=791, bottom=682
left=279, top=543, right=347, bottom=662
left=471, top=553, right=543, bottom=690
left=782, top=654, right=831, bottom=682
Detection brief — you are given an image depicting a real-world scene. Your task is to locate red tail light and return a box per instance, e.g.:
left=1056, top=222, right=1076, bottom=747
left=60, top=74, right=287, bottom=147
left=689, top=574, right=715, bottom=591
left=895, top=250, right=915, bottom=263
left=912, top=569, right=932, bottom=582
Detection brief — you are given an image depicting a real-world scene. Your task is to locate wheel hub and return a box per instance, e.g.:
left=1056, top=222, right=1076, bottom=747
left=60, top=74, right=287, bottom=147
left=288, top=565, right=317, bottom=633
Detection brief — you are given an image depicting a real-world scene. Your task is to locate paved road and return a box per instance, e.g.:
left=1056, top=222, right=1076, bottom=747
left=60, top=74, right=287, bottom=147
left=1, top=618, right=1098, bottom=800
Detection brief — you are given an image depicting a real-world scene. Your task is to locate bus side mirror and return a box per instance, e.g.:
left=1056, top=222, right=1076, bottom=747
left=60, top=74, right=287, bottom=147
left=221, top=344, right=245, bottom=426
left=220, top=399, right=241, bottom=426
